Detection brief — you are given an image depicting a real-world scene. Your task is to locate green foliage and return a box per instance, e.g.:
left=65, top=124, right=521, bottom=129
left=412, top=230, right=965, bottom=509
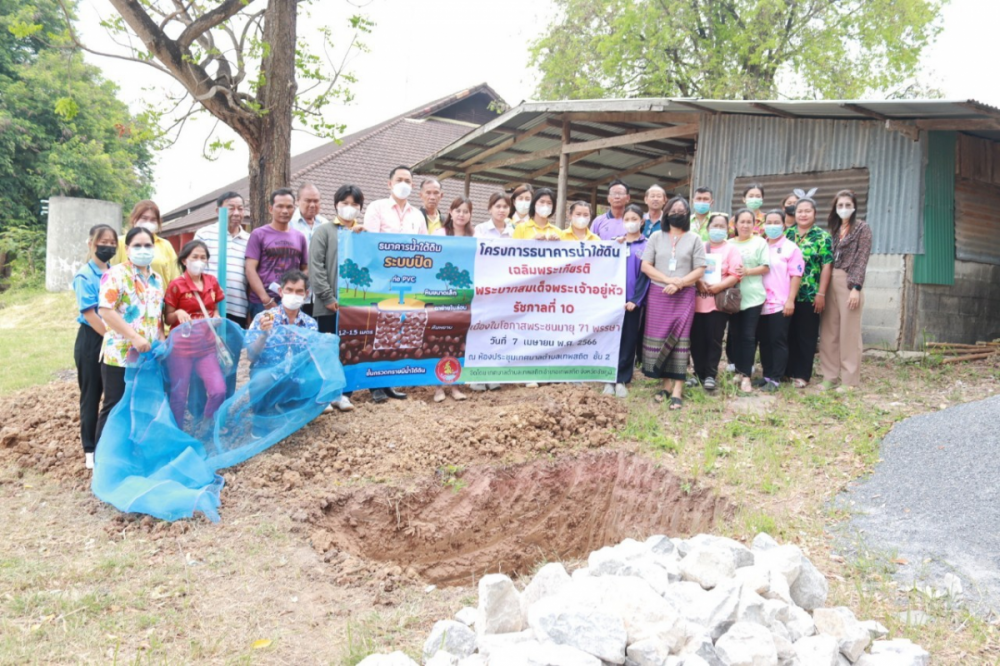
left=530, top=0, right=946, bottom=100
left=435, top=262, right=472, bottom=289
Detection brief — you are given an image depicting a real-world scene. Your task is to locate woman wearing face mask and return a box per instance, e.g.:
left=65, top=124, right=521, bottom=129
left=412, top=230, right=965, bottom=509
left=755, top=210, right=804, bottom=393
left=640, top=196, right=707, bottom=410
left=509, top=183, right=534, bottom=227
left=513, top=188, right=561, bottom=240
left=781, top=193, right=799, bottom=229
left=474, top=192, right=514, bottom=239
left=73, top=224, right=119, bottom=469
left=729, top=184, right=766, bottom=237
left=163, top=241, right=227, bottom=429
left=689, top=214, right=742, bottom=392
left=726, top=209, right=770, bottom=392
left=604, top=204, right=650, bottom=398
left=561, top=201, right=599, bottom=241
left=96, top=226, right=166, bottom=445
left=819, top=190, right=872, bottom=390
left=113, top=200, right=180, bottom=286
left=437, top=197, right=475, bottom=237
left=785, top=197, right=833, bottom=389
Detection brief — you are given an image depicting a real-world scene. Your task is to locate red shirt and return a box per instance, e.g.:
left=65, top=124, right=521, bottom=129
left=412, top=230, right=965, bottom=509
left=165, top=272, right=225, bottom=319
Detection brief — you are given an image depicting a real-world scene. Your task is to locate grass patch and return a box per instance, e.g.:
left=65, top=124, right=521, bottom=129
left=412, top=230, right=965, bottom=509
left=0, top=289, right=77, bottom=395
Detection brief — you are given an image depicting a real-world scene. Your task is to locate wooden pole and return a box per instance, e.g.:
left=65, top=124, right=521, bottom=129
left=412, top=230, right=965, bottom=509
left=590, top=189, right=598, bottom=215
left=555, top=119, right=570, bottom=229
left=464, top=173, right=471, bottom=198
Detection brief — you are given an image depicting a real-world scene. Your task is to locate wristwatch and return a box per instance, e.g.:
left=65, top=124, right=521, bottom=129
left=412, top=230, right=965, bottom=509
left=850, top=285, right=862, bottom=292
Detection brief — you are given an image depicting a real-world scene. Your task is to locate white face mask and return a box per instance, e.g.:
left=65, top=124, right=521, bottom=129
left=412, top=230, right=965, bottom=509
left=624, top=221, right=641, bottom=235
left=281, top=293, right=305, bottom=311
left=571, top=216, right=590, bottom=230
left=137, top=221, right=158, bottom=235
left=535, top=205, right=552, bottom=219
left=338, top=205, right=359, bottom=222
left=392, top=182, right=412, bottom=200
left=837, top=207, right=855, bottom=220
left=187, top=260, right=206, bottom=276
left=514, top=199, right=531, bottom=215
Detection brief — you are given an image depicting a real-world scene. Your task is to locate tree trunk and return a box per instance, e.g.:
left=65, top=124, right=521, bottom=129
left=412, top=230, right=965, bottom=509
left=247, top=0, right=298, bottom=229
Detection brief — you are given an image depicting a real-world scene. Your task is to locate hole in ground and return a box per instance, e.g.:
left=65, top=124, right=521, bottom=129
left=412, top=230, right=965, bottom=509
left=308, top=451, right=731, bottom=585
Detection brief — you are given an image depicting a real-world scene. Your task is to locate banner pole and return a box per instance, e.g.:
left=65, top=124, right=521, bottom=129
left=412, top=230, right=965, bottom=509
left=217, top=207, right=228, bottom=319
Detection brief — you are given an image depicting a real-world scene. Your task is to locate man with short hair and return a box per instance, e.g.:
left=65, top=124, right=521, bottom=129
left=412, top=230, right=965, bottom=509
left=195, top=191, right=251, bottom=327
left=244, top=188, right=309, bottom=321
left=363, top=166, right=428, bottom=235
left=690, top=186, right=721, bottom=241
left=419, top=178, right=446, bottom=234
left=642, top=185, right=668, bottom=238
left=289, top=183, right=329, bottom=249
left=591, top=179, right=631, bottom=240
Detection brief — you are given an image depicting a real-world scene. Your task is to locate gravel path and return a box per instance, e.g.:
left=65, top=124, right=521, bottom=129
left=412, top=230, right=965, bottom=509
left=841, top=394, right=1000, bottom=615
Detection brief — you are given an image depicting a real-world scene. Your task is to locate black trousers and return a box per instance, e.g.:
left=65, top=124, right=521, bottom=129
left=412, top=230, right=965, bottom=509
left=787, top=301, right=821, bottom=381
left=617, top=307, right=643, bottom=384
left=95, top=363, right=127, bottom=446
left=757, top=312, right=791, bottom=382
left=691, top=311, right=729, bottom=381
left=226, top=313, right=246, bottom=328
left=74, top=325, right=104, bottom=453
left=729, top=304, right=763, bottom=377
left=317, top=313, right=338, bottom=334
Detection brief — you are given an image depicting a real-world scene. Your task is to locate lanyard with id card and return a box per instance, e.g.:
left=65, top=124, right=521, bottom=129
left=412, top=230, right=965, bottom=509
left=668, top=232, right=680, bottom=272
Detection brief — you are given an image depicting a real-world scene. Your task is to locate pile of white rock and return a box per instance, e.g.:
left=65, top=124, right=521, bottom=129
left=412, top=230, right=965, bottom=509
left=359, top=533, right=930, bottom=666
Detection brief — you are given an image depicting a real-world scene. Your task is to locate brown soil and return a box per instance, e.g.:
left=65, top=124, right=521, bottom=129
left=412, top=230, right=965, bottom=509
left=302, top=450, right=730, bottom=585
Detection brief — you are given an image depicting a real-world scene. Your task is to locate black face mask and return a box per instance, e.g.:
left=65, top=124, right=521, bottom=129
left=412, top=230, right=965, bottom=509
left=95, top=246, right=117, bottom=263
left=667, top=213, right=690, bottom=231
left=784, top=204, right=796, bottom=217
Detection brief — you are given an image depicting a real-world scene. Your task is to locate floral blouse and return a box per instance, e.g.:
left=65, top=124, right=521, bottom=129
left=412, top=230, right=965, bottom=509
left=784, top=225, right=833, bottom=304
left=98, top=261, right=165, bottom=367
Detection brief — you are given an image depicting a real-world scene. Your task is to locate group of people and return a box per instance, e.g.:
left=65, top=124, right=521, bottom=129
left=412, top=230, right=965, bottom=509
left=72, top=166, right=871, bottom=469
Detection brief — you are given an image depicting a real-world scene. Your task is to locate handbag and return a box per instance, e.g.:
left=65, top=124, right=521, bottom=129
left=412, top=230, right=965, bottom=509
left=193, top=291, right=235, bottom=374
left=714, top=286, right=742, bottom=314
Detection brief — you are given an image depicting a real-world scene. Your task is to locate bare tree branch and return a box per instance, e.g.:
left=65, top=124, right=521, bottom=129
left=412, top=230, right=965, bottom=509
left=177, top=0, right=255, bottom=51
left=54, top=0, right=171, bottom=74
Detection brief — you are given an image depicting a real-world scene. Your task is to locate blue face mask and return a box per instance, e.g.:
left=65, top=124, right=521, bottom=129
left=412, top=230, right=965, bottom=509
left=708, top=228, right=728, bottom=243
left=693, top=201, right=711, bottom=215
left=763, top=224, right=784, bottom=240
left=129, top=247, right=155, bottom=267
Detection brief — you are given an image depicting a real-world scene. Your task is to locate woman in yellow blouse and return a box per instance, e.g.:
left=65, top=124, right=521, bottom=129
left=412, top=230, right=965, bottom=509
left=513, top=188, right=562, bottom=240
left=113, top=200, right=180, bottom=286
left=560, top=201, right=600, bottom=241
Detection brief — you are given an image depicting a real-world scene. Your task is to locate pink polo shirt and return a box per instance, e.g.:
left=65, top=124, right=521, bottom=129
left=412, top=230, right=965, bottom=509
left=696, top=242, right=743, bottom=314
left=363, top=198, right=428, bottom=234
left=762, top=236, right=805, bottom=315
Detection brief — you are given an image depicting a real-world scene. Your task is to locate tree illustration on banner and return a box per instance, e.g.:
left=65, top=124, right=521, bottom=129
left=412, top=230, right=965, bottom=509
left=339, top=259, right=359, bottom=295
left=355, top=267, right=372, bottom=299
left=436, top=262, right=472, bottom=289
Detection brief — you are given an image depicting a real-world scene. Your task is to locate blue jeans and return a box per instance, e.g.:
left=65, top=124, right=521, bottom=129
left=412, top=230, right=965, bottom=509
left=247, top=301, right=265, bottom=323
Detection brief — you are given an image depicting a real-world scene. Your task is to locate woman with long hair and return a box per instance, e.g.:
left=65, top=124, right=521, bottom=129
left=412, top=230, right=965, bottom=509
left=785, top=197, right=833, bottom=388
left=436, top=197, right=475, bottom=237
left=756, top=210, right=804, bottom=392
left=474, top=192, right=514, bottom=239
left=727, top=208, right=771, bottom=392
left=509, top=183, right=534, bottom=227
left=113, top=200, right=180, bottom=285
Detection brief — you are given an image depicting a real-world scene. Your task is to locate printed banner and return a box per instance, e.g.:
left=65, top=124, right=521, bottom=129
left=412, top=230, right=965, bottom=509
left=336, top=231, right=626, bottom=390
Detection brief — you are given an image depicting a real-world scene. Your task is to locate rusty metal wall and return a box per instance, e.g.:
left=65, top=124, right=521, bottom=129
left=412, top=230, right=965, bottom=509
left=692, top=115, right=925, bottom=254
left=955, top=135, right=1000, bottom=266
left=730, top=168, right=871, bottom=226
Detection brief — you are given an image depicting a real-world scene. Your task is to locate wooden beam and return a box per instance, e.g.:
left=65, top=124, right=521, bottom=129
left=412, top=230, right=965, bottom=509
left=589, top=155, right=674, bottom=188
left=505, top=150, right=598, bottom=189
left=466, top=145, right=564, bottom=174
left=839, top=103, right=889, bottom=121
left=914, top=118, right=1000, bottom=131
left=750, top=102, right=799, bottom=119
left=561, top=122, right=700, bottom=154
left=456, top=120, right=554, bottom=170
left=673, top=101, right=719, bottom=115
left=555, top=120, right=571, bottom=228
left=563, top=111, right=702, bottom=125
left=546, top=119, right=693, bottom=157
left=886, top=120, right=921, bottom=142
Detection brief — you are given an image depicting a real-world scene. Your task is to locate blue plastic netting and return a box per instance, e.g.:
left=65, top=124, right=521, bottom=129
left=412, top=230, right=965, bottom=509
left=92, top=319, right=345, bottom=522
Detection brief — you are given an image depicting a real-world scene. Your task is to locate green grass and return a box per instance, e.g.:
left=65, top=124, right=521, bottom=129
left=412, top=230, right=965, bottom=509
left=0, top=289, right=78, bottom=395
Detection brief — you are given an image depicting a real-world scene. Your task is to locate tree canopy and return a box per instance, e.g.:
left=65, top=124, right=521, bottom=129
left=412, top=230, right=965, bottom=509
left=530, top=0, right=946, bottom=101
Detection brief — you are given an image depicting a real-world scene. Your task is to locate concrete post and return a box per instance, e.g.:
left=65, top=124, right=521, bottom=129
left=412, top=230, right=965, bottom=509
left=45, top=196, right=122, bottom=292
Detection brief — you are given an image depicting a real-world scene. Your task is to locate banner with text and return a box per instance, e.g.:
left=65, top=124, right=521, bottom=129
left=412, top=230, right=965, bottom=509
left=336, top=231, right=626, bottom=389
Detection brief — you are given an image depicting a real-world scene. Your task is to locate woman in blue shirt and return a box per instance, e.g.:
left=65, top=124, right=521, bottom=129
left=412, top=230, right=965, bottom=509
left=72, top=224, right=119, bottom=469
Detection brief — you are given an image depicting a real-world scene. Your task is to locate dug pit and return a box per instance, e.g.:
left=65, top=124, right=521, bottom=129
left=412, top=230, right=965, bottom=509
left=304, top=451, right=731, bottom=585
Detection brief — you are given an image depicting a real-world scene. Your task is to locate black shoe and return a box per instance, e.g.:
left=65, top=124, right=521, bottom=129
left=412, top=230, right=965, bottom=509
left=370, top=389, right=389, bottom=404
left=751, top=377, right=767, bottom=388
left=385, top=387, right=408, bottom=400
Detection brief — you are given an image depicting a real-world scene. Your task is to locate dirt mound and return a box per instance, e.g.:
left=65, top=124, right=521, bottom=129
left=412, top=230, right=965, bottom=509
left=300, top=450, right=731, bottom=586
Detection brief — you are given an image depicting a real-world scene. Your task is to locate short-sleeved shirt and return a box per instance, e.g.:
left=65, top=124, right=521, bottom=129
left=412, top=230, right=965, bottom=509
left=512, top=220, right=561, bottom=240
left=73, top=261, right=104, bottom=327
left=785, top=225, right=833, bottom=303
left=363, top=198, right=428, bottom=234
left=641, top=215, right=663, bottom=238
left=245, top=307, right=319, bottom=371
left=112, top=235, right=180, bottom=286
left=641, top=230, right=707, bottom=284
left=559, top=228, right=600, bottom=241
left=728, top=235, right=770, bottom=309
left=98, top=262, right=165, bottom=367
left=194, top=223, right=250, bottom=318
left=762, top=237, right=805, bottom=316
left=729, top=210, right=766, bottom=238
left=696, top=242, right=743, bottom=314
left=473, top=220, right=514, bottom=238
left=591, top=212, right=625, bottom=240
left=289, top=210, right=330, bottom=250
left=245, top=225, right=309, bottom=304
left=690, top=213, right=724, bottom=242
left=165, top=273, right=225, bottom=320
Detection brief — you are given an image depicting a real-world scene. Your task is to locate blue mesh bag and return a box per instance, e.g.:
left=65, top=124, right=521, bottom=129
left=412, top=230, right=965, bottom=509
left=92, top=319, right=345, bottom=522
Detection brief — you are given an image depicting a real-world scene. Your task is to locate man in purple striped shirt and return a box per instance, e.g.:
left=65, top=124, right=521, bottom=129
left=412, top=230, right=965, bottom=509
left=590, top=179, right=631, bottom=240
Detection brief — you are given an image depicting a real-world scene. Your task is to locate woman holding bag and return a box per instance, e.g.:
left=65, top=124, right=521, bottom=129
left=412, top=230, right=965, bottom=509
left=163, top=240, right=228, bottom=429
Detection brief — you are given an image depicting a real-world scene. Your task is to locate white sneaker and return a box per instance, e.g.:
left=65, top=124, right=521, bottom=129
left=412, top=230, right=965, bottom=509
left=525, top=382, right=539, bottom=389
left=85, top=452, right=95, bottom=470
left=333, top=394, right=354, bottom=411
left=468, top=383, right=488, bottom=392
left=725, top=363, right=736, bottom=373
left=487, top=383, right=502, bottom=390
left=322, top=404, right=335, bottom=414
left=615, top=383, right=629, bottom=398
left=602, top=383, right=615, bottom=396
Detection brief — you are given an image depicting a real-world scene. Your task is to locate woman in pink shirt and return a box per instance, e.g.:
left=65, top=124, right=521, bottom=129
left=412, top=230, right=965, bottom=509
left=434, top=197, right=475, bottom=237
left=690, top=215, right=742, bottom=391
left=756, top=210, right=804, bottom=392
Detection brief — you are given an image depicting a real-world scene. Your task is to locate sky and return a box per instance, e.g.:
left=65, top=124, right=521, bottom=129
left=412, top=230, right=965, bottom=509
left=76, top=0, right=993, bottom=213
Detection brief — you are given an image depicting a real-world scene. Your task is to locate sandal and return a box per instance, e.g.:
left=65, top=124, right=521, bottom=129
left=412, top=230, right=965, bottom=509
left=433, top=388, right=446, bottom=403
left=817, top=380, right=835, bottom=391
left=451, top=388, right=467, bottom=401
left=654, top=390, right=669, bottom=404
left=794, top=379, right=808, bottom=389
left=740, top=376, right=753, bottom=393
left=669, top=397, right=683, bottom=410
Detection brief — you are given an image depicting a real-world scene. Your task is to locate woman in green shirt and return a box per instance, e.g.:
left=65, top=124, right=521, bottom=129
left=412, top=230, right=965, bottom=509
left=727, top=209, right=770, bottom=392
left=785, top=197, right=833, bottom=388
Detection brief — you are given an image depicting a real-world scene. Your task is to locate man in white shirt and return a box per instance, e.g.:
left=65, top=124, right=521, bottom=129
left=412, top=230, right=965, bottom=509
left=194, top=190, right=251, bottom=326
left=363, top=166, right=428, bottom=235
left=289, top=183, right=329, bottom=316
